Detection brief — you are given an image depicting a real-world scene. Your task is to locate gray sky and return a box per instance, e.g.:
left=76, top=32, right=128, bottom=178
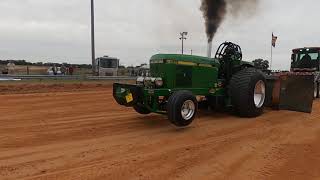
left=0, top=0, right=319, bottom=70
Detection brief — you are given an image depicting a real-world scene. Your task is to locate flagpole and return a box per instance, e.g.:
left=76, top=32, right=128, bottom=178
left=270, top=32, right=273, bottom=70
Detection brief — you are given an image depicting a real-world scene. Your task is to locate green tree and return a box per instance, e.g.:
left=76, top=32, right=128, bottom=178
left=252, top=59, right=269, bottom=70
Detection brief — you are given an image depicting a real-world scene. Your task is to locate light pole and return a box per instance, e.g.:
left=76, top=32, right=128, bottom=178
left=179, top=32, right=188, bottom=54
left=91, top=0, right=96, bottom=75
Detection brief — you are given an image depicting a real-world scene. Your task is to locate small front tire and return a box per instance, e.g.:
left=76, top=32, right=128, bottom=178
left=167, top=91, right=198, bottom=127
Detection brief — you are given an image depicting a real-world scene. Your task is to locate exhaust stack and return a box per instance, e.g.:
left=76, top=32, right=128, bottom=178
left=207, top=41, right=213, bottom=58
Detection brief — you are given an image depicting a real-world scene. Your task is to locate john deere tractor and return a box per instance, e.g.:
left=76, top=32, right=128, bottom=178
left=113, top=42, right=267, bottom=127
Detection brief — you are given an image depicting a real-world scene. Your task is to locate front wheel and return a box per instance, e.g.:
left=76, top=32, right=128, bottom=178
left=167, top=91, right=198, bottom=127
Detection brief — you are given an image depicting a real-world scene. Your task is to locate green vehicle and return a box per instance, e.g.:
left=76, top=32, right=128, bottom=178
left=113, top=42, right=267, bottom=127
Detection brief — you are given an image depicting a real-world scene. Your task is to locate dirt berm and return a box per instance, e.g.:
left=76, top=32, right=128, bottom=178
left=0, top=84, right=319, bottom=179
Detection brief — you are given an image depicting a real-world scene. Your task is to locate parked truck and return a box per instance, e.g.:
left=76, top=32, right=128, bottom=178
left=95, top=56, right=119, bottom=76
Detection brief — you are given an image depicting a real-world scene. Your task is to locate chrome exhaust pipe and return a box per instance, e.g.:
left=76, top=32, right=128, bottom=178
left=207, top=41, right=212, bottom=58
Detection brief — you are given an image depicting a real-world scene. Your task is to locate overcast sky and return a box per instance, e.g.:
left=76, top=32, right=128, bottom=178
left=0, top=0, right=319, bottom=70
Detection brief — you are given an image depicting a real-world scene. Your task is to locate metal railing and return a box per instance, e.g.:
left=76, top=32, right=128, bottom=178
left=0, top=75, right=136, bottom=81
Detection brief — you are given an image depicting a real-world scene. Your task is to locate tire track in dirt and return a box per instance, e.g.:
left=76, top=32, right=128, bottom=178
left=0, top=86, right=319, bottom=180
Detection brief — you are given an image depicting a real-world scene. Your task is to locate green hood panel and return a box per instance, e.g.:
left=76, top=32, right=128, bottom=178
left=150, top=54, right=220, bottom=67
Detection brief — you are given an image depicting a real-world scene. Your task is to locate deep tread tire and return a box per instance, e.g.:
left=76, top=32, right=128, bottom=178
left=167, top=91, right=198, bottom=127
left=229, top=68, right=266, bottom=117
left=133, top=104, right=151, bottom=114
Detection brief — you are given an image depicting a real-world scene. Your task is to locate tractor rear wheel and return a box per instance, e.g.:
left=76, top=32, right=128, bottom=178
left=230, top=68, right=266, bottom=117
left=133, top=104, right=151, bottom=114
left=167, top=91, right=198, bottom=127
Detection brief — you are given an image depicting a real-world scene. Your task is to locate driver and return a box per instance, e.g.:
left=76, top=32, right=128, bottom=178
left=299, top=54, right=312, bottom=68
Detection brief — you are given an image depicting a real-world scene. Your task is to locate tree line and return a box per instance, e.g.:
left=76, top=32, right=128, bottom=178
left=252, top=59, right=269, bottom=71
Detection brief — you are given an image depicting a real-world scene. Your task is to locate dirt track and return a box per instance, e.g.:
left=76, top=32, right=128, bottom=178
left=0, top=85, right=320, bottom=180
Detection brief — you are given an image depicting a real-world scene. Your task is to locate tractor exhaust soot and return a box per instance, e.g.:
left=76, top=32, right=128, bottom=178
left=200, top=0, right=226, bottom=43
left=200, top=0, right=259, bottom=57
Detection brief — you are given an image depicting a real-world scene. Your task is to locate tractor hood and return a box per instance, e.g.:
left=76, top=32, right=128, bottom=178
left=150, top=54, right=220, bottom=67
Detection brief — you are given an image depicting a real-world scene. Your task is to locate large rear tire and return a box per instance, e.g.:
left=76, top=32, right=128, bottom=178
left=230, top=68, right=266, bottom=117
left=167, top=91, right=198, bottom=127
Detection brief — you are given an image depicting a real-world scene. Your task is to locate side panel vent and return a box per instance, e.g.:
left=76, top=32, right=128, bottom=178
left=176, top=66, right=192, bottom=88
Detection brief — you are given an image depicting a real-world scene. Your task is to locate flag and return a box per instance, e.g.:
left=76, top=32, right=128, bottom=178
left=272, top=33, right=278, bottom=47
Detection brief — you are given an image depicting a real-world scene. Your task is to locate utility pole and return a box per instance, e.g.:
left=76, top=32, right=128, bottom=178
left=91, top=0, right=96, bottom=75
left=270, top=40, right=273, bottom=70
left=179, top=32, right=188, bottom=54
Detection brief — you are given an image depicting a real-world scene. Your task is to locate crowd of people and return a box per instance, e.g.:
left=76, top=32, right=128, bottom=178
left=0, top=62, right=76, bottom=75
left=47, top=65, right=74, bottom=75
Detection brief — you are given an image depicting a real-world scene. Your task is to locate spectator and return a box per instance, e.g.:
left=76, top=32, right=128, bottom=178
left=61, top=65, right=67, bottom=75
left=69, top=66, right=74, bottom=75
left=299, top=54, right=312, bottom=69
left=52, top=65, right=57, bottom=75
left=47, top=67, right=53, bottom=75
left=56, top=67, right=62, bottom=75
left=1, top=66, right=8, bottom=74
left=27, top=66, right=30, bottom=75
left=7, top=61, right=15, bottom=75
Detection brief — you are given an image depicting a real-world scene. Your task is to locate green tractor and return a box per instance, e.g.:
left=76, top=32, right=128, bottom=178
left=113, top=42, right=267, bottom=127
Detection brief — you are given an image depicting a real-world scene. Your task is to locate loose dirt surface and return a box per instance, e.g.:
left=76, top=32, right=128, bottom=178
left=0, top=84, right=320, bottom=180
left=0, top=82, right=115, bottom=95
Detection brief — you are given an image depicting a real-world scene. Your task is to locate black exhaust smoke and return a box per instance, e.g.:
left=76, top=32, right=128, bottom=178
left=200, top=0, right=226, bottom=43
left=201, top=0, right=259, bottom=43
